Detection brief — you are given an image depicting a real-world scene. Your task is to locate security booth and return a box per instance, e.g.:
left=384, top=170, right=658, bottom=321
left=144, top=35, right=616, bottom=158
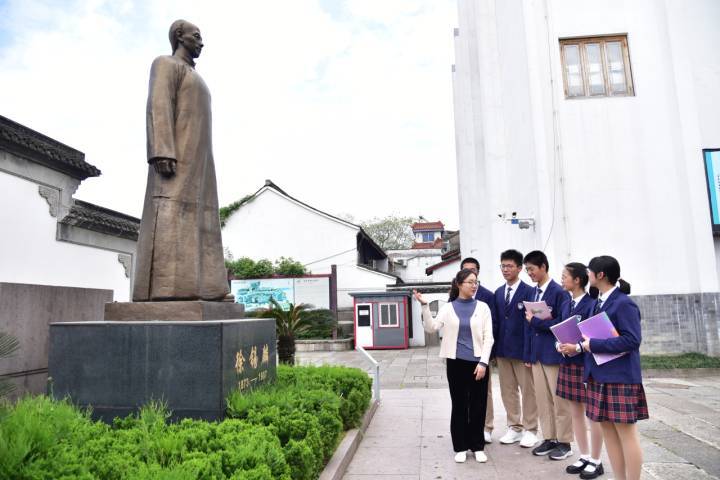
left=350, top=292, right=411, bottom=350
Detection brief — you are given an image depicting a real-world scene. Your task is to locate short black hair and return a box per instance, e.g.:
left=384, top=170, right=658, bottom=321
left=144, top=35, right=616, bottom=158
left=523, top=250, right=549, bottom=271
left=500, top=249, right=523, bottom=267
left=460, top=257, right=480, bottom=270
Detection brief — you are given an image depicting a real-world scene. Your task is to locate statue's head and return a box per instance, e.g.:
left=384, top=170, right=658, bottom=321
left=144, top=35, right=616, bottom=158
left=169, top=19, right=203, bottom=58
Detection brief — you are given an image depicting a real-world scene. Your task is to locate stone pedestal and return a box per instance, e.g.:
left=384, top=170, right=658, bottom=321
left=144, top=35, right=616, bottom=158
left=104, top=300, right=245, bottom=321
left=48, top=316, right=275, bottom=422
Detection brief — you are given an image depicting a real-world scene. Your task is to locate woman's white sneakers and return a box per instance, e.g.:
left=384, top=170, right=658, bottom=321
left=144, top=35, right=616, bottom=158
left=454, top=451, right=488, bottom=463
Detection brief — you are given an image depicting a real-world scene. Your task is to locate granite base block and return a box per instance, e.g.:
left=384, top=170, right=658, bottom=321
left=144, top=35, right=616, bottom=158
left=48, top=319, right=275, bottom=422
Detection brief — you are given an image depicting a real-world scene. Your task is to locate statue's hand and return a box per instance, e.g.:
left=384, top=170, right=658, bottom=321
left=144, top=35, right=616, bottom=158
left=152, top=158, right=177, bottom=177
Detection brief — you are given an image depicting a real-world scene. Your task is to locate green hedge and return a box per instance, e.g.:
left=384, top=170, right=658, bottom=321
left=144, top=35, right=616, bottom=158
left=0, top=365, right=372, bottom=480
left=641, top=352, right=720, bottom=369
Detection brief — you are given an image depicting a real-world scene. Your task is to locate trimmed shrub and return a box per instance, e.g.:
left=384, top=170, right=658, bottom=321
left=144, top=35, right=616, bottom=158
left=0, top=365, right=371, bottom=480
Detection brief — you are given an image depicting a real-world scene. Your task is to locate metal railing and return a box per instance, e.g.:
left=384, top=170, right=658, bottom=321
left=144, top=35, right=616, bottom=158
left=356, top=345, right=380, bottom=401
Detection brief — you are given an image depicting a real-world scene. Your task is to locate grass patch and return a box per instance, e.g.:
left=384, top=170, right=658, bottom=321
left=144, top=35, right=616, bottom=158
left=641, top=352, right=720, bottom=369
left=0, top=365, right=371, bottom=480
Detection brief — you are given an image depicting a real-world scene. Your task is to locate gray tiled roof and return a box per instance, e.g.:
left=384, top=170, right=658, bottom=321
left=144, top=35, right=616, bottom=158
left=61, top=200, right=140, bottom=240
left=0, top=115, right=101, bottom=180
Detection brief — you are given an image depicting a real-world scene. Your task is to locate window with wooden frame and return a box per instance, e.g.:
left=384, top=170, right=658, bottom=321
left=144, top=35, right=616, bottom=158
left=559, top=35, right=634, bottom=99
left=379, top=303, right=399, bottom=328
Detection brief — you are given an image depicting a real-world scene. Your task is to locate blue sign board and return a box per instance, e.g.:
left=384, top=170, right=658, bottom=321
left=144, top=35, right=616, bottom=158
left=704, top=149, right=720, bottom=232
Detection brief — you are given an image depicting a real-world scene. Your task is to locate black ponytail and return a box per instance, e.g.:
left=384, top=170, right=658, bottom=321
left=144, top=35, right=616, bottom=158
left=588, top=255, right=631, bottom=294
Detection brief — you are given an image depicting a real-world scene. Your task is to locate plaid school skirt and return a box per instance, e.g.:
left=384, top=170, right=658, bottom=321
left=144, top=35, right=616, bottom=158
left=586, top=378, right=649, bottom=423
left=556, top=363, right=587, bottom=403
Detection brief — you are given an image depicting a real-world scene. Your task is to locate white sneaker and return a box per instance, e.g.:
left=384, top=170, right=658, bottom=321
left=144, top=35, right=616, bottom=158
left=499, top=429, right=523, bottom=444
left=484, top=431, right=492, bottom=443
left=454, top=451, right=467, bottom=463
left=519, top=431, right=539, bottom=448
left=474, top=451, right=488, bottom=463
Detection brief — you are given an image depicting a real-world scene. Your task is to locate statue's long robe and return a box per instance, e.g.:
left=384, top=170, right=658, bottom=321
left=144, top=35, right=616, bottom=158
left=133, top=54, right=229, bottom=301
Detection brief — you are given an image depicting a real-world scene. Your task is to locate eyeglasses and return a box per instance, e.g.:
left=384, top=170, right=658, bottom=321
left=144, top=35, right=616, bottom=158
left=462, top=281, right=479, bottom=286
left=499, top=264, right=517, bottom=270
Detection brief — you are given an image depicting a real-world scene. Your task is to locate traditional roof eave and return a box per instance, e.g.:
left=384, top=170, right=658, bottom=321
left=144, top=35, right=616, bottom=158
left=0, top=115, right=101, bottom=180
left=61, top=199, right=140, bottom=240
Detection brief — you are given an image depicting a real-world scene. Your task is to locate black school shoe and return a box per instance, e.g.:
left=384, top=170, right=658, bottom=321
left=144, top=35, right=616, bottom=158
left=566, top=458, right=590, bottom=474
left=579, top=461, right=604, bottom=479
left=549, top=442, right=573, bottom=460
left=532, top=439, right=558, bottom=456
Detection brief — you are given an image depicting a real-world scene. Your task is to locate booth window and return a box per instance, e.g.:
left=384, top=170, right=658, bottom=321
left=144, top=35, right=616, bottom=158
left=560, top=35, right=634, bottom=99
left=379, top=303, right=399, bottom=327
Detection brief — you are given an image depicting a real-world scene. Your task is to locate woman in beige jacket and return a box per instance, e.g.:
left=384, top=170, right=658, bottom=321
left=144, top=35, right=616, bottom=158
left=414, top=268, right=494, bottom=464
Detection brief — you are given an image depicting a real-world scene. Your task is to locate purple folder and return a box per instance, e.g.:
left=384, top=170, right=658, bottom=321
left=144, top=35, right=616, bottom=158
left=550, top=315, right=583, bottom=357
left=577, top=312, right=627, bottom=365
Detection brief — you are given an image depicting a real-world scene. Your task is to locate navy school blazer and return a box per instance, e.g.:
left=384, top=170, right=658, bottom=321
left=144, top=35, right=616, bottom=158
left=493, top=280, right=535, bottom=362
left=475, top=284, right=497, bottom=358
left=526, top=279, right=566, bottom=365
left=583, top=289, right=643, bottom=384
left=557, top=293, right=595, bottom=366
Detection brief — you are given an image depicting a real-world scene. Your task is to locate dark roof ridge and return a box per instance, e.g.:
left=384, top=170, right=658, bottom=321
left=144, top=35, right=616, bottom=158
left=0, top=115, right=101, bottom=180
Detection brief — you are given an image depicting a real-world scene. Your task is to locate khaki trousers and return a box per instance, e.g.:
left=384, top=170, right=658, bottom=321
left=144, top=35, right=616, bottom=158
left=485, top=373, right=494, bottom=431
left=531, top=362, right=573, bottom=443
left=497, top=357, right=538, bottom=433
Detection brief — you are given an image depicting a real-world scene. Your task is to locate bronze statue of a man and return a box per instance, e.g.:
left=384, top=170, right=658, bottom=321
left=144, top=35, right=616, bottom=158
left=133, top=20, right=229, bottom=301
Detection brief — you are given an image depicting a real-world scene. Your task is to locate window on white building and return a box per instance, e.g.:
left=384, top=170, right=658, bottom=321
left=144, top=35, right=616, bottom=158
left=379, top=303, right=399, bottom=327
left=421, top=232, right=435, bottom=242
left=560, top=35, right=634, bottom=99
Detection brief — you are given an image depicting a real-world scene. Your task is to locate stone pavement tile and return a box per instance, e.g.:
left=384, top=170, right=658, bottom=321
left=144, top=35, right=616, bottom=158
left=345, top=476, right=419, bottom=480
left=345, top=446, right=421, bottom=475
left=640, top=418, right=720, bottom=478
left=643, top=463, right=718, bottom=480
left=648, top=402, right=720, bottom=449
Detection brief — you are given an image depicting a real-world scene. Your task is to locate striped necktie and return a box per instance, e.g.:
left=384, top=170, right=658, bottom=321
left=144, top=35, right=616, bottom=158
left=535, top=288, right=542, bottom=302
left=570, top=299, right=576, bottom=312
left=594, top=298, right=603, bottom=314
left=505, top=287, right=512, bottom=305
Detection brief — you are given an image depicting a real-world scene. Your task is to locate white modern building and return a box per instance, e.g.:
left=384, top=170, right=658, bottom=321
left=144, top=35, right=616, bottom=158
left=452, top=0, right=720, bottom=354
left=0, top=115, right=138, bottom=301
left=222, top=180, right=399, bottom=311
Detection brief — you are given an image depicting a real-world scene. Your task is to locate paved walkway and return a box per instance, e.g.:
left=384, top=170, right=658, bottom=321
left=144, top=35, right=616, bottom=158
left=297, top=347, right=720, bottom=480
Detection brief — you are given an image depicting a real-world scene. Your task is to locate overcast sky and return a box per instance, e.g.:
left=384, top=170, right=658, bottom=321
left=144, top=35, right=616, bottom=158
left=1, top=0, right=460, bottom=228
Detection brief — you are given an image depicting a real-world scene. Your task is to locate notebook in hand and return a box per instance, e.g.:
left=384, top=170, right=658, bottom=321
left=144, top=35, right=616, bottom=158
left=577, top=312, right=628, bottom=365
left=550, top=315, right=583, bottom=356
left=522, top=301, right=552, bottom=320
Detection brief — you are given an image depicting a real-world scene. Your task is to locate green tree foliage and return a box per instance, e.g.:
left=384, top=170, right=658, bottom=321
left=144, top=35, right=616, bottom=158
left=225, top=257, right=308, bottom=279
left=273, top=257, right=306, bottom=276
left=0, top=366, right=372, bottom=480
left=361, top=215, right=415, bottom=250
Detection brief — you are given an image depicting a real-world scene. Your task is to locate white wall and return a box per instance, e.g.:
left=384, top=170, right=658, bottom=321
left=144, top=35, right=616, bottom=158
left=222, top=188, right=359, bottom=274
left=0, top=173, right=130, bottom=300
left=454, top=0, right=720, bottom=295
left=387, top=248, right=443, bottom=283
left=337, top=264, right=397, bottom=309
left=429, top=259, right=460, bottom=283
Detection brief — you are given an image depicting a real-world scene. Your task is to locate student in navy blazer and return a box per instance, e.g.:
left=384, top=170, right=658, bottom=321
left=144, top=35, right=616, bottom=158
left=492, top=249, right=539, bottom=449
left=555, top=263, right=604, bottom=479
left=523, top=250, right=574, bottom=460
left=461, top=257, right=498, bottom=444
left=581, top=256, right=648, bottom=480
